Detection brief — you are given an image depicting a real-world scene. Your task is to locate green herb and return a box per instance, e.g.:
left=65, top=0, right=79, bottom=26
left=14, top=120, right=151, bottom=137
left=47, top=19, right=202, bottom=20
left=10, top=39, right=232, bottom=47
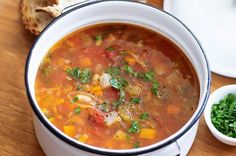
left=109, top=78, right=128, bottom=90
left=123, top=65, right=138, bottom=77
left=113, top=89, right=125, bottom=107
left=66, top=67, right=92, bottom=84
left=131, top=97, right=141, bottom=104
left=211, top=93, right=236, bottom=138
left=122, top=65, right=160, bottom=96
left=128, top=120, right=140, bottom=133
left=71, top=96, right=79, bottom=104
left=79, top=68, right=91, bottom=84
left=107, top=65, right=128, bottom=107
left=66, top=67, right=81, bottom=79
left=133, top=141, right=140, bottom=148
left=151, top=81, right=159, bottom=95
left=140, top=71, right=155, bottom=81
left=76, top=85, right=83, bottom=91
left=110, top=77, right=127, bottom=107
left=95, top=35, right=102, bottom=41
left=74, top=107, right=81, bottom=114
left=99, top=102, right=109, bottom=112
left=123, top=65, right=134, bottom=74
left=106, top=66, right=120, bottom=77
left=106, top=46, right=116, bottom=51
left=140, top=112, right=149, bottom=120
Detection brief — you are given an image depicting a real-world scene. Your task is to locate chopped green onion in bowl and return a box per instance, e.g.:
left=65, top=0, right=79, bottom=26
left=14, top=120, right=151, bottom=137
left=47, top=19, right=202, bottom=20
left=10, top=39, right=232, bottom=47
left=211, top=93, right=236, bottom=138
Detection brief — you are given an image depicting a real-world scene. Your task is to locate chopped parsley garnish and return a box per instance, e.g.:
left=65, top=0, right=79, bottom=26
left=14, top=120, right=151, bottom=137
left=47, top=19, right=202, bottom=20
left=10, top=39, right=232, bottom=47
left=123, top=65, right=138, bottom=77
left=143, top=71, right=155, bottom=81
left=66, top=67, right=92, bottom=84
left=211, top=93, right=236, bottom=138
left=128, top=120, right=140, bottom=133
left=140, top=112, right=149, bottom=120
left=95, top=35, right=102, bottom=41
left=74, top=107, right=81, bottom=114
left=107, top=66, right=128, bottom=107
left=71, top=96, right=79, bottom=104
left=113, top=89, right=125, bottom=107
left=106, top=66, right=120, bottom=77
left=109, top=77, right=128, bottom=89
left=138, top=71, right=155, bottom=81
left=133, top=141, right=140, bottom=148
left=122, top=65, right=159, bottom=96
left=131, top=97, right=141, bottom=104
left=123, top=65, right=134, bottom=74
left=79, top=68, right=91, bottom=83
left=151, top=81, right=159, bottom=95
left=109, top=77, right=128, bottom=107
left=66, top=67, right=80, bottom=79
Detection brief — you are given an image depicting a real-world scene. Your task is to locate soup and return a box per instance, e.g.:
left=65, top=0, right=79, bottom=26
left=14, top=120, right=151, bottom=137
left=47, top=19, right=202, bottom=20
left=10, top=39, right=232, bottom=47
left=35, top=23, right=199, bottom=149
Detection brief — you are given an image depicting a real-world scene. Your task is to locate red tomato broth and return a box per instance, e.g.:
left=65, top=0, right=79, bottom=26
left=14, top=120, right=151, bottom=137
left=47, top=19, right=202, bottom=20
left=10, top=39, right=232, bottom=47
left=35, top=23, right=199, bottom=149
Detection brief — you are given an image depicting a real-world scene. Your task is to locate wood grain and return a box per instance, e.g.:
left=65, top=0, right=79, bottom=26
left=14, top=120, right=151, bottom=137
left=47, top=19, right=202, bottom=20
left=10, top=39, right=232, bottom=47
left=0, top=0, right=235, bottom=156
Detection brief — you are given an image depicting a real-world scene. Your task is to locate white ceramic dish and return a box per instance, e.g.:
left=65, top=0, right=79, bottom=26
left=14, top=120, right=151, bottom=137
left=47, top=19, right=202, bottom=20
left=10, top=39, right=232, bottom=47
left=25, top=1, right=211, bottom=156
left=164, top=0, right=236, bottom=78
left=204, top=85, right=236, bottom=146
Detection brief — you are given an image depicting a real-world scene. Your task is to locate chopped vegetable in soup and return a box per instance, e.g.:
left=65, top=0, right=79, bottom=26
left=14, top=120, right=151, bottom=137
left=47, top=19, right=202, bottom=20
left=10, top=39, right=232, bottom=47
left=35, top=23, right=199, bottom=149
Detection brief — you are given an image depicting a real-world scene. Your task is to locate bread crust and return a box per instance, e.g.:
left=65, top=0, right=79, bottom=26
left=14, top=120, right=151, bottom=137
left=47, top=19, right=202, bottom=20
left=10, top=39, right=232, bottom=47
left=21, top=0, right=60, bottom=35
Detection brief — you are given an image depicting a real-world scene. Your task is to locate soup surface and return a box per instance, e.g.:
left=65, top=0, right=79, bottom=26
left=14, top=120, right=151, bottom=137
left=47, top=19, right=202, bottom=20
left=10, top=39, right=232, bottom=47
left=35, top=23, right=199, bottom=149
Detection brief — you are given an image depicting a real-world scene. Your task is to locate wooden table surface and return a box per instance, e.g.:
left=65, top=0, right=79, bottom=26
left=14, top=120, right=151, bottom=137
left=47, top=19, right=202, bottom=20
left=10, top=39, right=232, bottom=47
left=0, top=0, right=236, bottom=155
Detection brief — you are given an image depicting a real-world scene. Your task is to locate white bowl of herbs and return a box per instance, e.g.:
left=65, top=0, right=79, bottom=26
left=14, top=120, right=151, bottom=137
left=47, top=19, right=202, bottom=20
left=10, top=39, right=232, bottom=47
left=204, top=85, right=236, bottom=146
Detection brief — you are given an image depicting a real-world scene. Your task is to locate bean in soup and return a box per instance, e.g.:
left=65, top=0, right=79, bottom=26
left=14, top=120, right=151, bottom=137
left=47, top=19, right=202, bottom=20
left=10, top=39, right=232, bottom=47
left=35, top=23, right=199, bottom=149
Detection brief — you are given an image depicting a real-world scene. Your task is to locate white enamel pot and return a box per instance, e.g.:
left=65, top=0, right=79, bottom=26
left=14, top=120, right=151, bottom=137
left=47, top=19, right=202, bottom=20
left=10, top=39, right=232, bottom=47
left=25, top=1, right=211, bottom=156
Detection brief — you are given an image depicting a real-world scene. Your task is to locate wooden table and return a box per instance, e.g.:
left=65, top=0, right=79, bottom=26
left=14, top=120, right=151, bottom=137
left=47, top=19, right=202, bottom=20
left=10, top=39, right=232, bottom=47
left=0, top=0, right=236, bottom=155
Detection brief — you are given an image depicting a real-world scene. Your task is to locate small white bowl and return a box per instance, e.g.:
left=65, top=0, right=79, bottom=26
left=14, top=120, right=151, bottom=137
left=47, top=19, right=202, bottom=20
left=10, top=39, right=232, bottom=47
left=204, top=85, right=236, bottom=146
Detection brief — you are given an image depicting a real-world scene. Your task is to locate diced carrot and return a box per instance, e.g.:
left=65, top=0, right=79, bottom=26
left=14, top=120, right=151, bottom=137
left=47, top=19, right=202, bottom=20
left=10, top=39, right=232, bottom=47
left=79, top=56, right=92, bottom=67
left=124, top=56, right=136, bottom=65
left=113, top=130, right=127, bottom=141
left=56, top=98, right=65, bottom=104
left=63, top=125, right=76, bottom=137
left=79, top=134, right=89, bottom=142
left=56, top=115, right=62, bottom=120
left=56, top=58, right=65, bottom=68
left=89, top=85, right=103, bottom=96
left=166, top=104, right=180, bottom=115
left=139, top=128, right=156, bottom=139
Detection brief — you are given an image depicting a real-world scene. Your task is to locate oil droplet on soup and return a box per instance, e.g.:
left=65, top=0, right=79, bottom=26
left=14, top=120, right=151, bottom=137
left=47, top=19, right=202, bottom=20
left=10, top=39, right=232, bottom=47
left=35, top=23, right=199, bottom=149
